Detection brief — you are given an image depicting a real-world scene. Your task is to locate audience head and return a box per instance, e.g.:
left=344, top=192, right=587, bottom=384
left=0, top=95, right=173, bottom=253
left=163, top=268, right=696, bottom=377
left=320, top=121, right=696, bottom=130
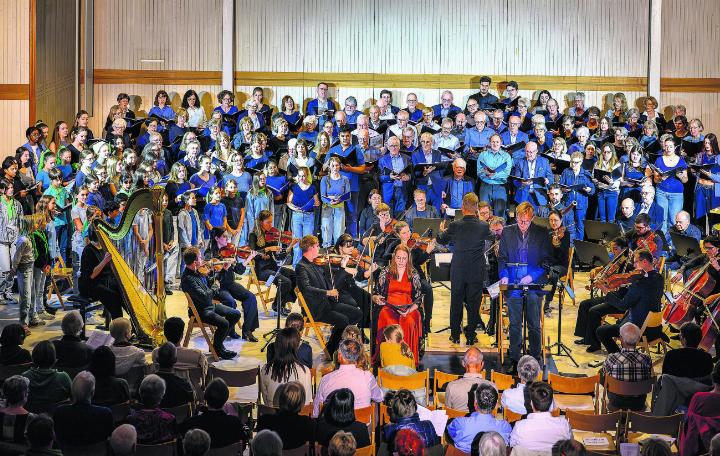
left=139, top=374, right=166, bottom=408
left=328, top=430, right=357, bottom=456
left=641, top=437, right=672, bottom=456
left=474, top=381, right=499, bottom=414
left=394, top=428, right=425, bottom=456
left=157, top=342, right=177, bottom=370
left=284, top=312, right=305, bottom=333
left=679, top=321, right=702, bottom=349
left=110, top=424, right=137, bottom=456
left=461, top=346, right=484, bottom=373
left=337, top=339, right=362, bottom=365
left=110, top=317, right=132, bottom=343
left=60, top=310, right=84, bottom=338
left=341, top=325, right=362, bottom=342
left=528, top=381, right=554, bottom=413
left=276, top=381, right=305, bottom=414
left=251, top=429, right=283, bottom=456
left=2, top=375, right=29, bottom=407
left=71, top=370, right=96, bottom=404
left=552, top=439, right=586, bottom=456
left=473, top=431, right=507, bottom=456
left=517, top=355, right=541, bottom=384
left=323, top=388, right=356, bottom=427
left=89, top=345, right=117, bottom=378
left=710, top=432, right=720, bottom=456
left=31, top=340, right=56, bottom=369
left=619, top=322, right=642, bottom=348
left=204, top=378, right=230, bottom=410
left=26, top=414, right=55, bottom=450
left=163, top=317, right=185, bottom=345
left=0, top=323, right=26, bottom=349
left=183, top=429, right=211, bottom=456
left=389, top=389, right=417, bottom=421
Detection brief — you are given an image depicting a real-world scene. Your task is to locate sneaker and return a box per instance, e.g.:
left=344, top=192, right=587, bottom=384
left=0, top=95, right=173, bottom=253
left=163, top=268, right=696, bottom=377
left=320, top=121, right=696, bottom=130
left=22, top=325, right=31, bottom=336
left=29, top=319, right=45, bottom=327
left=36, top=311, right=54, bottom=321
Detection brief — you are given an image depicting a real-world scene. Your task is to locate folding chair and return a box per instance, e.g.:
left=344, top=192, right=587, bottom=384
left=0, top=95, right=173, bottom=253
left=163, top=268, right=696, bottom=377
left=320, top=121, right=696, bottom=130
left=638, top=311, right=669, bottom=366
left=566, top=410, right=622, bottom=454
left=247, top=261, right=272, bottom=316
left=490, top=370, right=516, bottom=392
left=162, top=402, right=192, bottom=422
left=548, top=372, right=599, bottom=413
left=445, top=444, right=470, bottom=456
left=208, top=364, right=260, bottom=405
left=626, top=410, right=683, bottom=443
left=182, top=292, right=219, bottom=362
left=207, top=441, right=245, bottom=456
left=602, top=375, right=655, bottom=413
left=136, top=440, right=176, bottom=456
left=295, top=287, right=331, bottom=359
left=432, top=369, right=461, bottom=409
left=48, top=255, right=72, bottom=310
left=377, top=369, right=430, bottom=406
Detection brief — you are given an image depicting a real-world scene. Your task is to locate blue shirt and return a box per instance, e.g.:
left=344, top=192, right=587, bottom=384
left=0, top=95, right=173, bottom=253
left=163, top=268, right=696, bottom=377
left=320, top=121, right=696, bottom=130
left=445, top=177, right=474, bottom=209
left=148, top=105, right=175, bottom=131
left=203, top=202, right=227, bottom=228
left=326, top=144, right=365, bottom=191
left=290, top=184, right=316, bottom=212
left=57, top=164, right=73, bottom=180
left=447, top=412, right=512, bottom=453
left=464, top=127, right=494, bottom=149
left=189, top=211, right=199, bottom=245
left=87, top=191, right=105, bottom=211
left=282, top=111, right=302, bottom=126
left=655, top=156, right=687, bottom=194
left=477, top=150, right=512, bottom=185
left=222, top=171, right=253, bottom=196
left=189, top=173, right=217, bottom=199
left=36, top=170, right=53, bottom=192
left=320, top=175, right=350, bottom=205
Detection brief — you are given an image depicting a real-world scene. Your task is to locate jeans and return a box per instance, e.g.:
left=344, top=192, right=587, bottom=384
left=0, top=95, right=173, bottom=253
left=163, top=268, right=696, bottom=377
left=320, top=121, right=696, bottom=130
left=291, top=211, right=316, bottom=266
left=655, top=188, right=684, bottom=235
left=345, top=191, right=360, bottom=238
left=478, top=183, right=507, bottom=219
left=321, top=205, right=345, bottom=248
left=72, top=251, right=81, bottom=295
left=32, top=268, right=47, bottom=317
left=17, top=264, right=34, bottom=325
left=573, top=206, right=587, bottom=241
left=507, top=292, right=542, bottom=362
left=56, top=224, right=70, bottom=263
left=200, top=304, right=241, bottom=353
left=596, top=190, right=619, bottom=222
left=0, top=242, right=16, bottom=297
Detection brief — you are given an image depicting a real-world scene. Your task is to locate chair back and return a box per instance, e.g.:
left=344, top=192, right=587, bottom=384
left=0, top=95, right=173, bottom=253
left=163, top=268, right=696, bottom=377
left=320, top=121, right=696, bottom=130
left=491, top=370, right=515, bottom=391
left=377, top=369, right=430, bottom=404
left=504, top=408, right=523, bottom=423
left=118, top=364, right=151, bottom=394
left=444, top=407, right=468, bottom=419
left=0, top=363, right=32, bottom=383
left=640, top=310, right=664, bottom=334
left=209, top=365, right=260, bottom=388
left=295, top=287, right=330, bottom=359
left=162, top=402, right=192, bottom=422
left=282, top=443, right=310, bottom=456
left=566, top=410, right=622, bottom=433
left=109, top=401, right=132, bottom=423
left=354, top=445, right=374, bottom=456
left=604, top=375, right=654, bottom=397
left=257, top=403, right=278, bottom=416
left=355, top=405, right=374, bottom=429
left=61, top=440, right=109, bottom=456
left=548, top=373, right=599, bottom=394
left=445, top=443, right=471, bottom=456
left=136, top=440, right=176, bottom=456
left=627, top=411, right=683, bottom=438
left=433, top=369, right=461, bottom=408
left=56, top=365, right=89, bottom=380
left=207, top=441, right=244, bottom=456
left=379, top=402, right=390, bottom=425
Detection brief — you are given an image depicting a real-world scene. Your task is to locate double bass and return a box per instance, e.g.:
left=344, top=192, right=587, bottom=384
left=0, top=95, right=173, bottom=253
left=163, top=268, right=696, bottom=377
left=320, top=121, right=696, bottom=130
left=664, top=261, right=716, bottom=328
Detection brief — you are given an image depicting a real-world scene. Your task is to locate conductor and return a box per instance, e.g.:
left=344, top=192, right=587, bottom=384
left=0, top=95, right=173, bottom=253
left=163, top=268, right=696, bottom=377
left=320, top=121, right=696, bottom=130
left=498, top=202, right=551, bottom=372
left=437, top=192, right=491, bottom=346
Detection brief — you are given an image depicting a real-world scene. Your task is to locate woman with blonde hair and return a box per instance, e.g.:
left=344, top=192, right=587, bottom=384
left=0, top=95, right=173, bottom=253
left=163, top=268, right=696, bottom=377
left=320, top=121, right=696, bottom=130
left=592, top=143, right=621, bottom=222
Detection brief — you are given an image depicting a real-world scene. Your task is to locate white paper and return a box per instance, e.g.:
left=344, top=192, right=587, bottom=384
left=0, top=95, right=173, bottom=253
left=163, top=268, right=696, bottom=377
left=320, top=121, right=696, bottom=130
left=417, top=405, right=448, bottom=438
left=583, top=437, right=610, bottom=446
left=86, top=330, right=114, bottom=350
left=486, top=280, right=501, bottom=299
left=445, top=207, right=456, bottom=217
left=434, top=253, right=453, bottom=266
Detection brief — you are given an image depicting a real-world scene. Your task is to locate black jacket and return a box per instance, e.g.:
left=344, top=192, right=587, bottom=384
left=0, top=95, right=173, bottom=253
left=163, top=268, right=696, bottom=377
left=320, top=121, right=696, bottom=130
left=156, top=370, right=195, bottom=408
left=498, top=222, right=552, bottom=284
left=180, top=268, right=215, bottom=314
left=53, top=403, right=114, bottom=446
left=436, top=215, right=491, bottom=283
left=296, top=257, right=331, bottom=318
left=52, top=335, right=94, bottom=368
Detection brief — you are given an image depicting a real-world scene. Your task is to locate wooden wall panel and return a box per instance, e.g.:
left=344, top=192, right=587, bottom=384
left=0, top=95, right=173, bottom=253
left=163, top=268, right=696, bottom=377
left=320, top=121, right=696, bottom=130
left=0, top=0, right=30, bottom=85
left=660, top=92, right=720, bottom=135
left=0, top=101, right=30, bottom=159
left=661, top=0, right=720, bottom=78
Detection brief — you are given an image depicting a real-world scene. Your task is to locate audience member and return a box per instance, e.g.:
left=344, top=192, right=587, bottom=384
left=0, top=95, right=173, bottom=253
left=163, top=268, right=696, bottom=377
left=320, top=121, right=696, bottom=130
left=473, top=431, right=507, bottom=456
left=21, top=341, right=71, bottom=413
left=681, top=361, right=720, bottom=456
left=179, top=378, right=245, bottom=448
left=313, top=339, right=383, bottom=417
left=109, top=317, right=147, bottom=376
left=315, top=388, right=371, bottom=451
left=447, top=381, right=511, bottom=452
left=24, top=414, right=61, bottom=456
left=88, top=345, right=131, bottom=406
left=182, top=428, right=211, bottom=456
left=125, top=374, right=177, bottom=444
left=110, top=424, right=137, bottom=456
left=501, top=355, right=545, bottom=415
left=393, top=428, right=426, bottom=456
left=152, top=317, right=208, bottom=379
left=641, top=437, right=672, bottom=456
left=509, top=382, right=571, bottom=452
left=444, top=347, right=485, bottom=411
left=52, top=310, right=94, bottom=368
left=257, top=381, right=316, bottom=450
left=327, top=430, right=357, bottom=456
left=0, top=375, right=33, bottom=443
left=709, top=433, right=720, bottom=456
left=53, top=371, right=114, bottom=447
left=154, top=342, right=194, bottom=408
left=251, top=429, right=283, bottom=456
left=0, top=323, right=31, bottom=365
left=266, top=312, right=313, bottom=369
left=601, top=322, right=652, bottom=411
left=260, top=327, right=313, bottom=405
left=383, top=389, right=439, bottom=450
left=552, top=439, right=586, bottom=456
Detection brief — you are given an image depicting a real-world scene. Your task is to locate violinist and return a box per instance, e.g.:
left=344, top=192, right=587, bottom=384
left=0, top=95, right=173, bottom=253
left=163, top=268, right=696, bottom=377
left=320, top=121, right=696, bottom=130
left=539, top=185, right=575, bottom=241
left=667, top=211, right=702, bottom=270
left=325, top=234, right=372, bottom=334
left=674, top=236, right=720, bottom=312
left=595, top=249, right=664, bottom=354
left=544, top=209, right=571, bottom=318
left=485, top=217, right=505, bottom=338
left=625, top=213, right=664, bottom=262
left=248, top=210, right=297, bottom=316
left=361, top=202, right=395, bottom=268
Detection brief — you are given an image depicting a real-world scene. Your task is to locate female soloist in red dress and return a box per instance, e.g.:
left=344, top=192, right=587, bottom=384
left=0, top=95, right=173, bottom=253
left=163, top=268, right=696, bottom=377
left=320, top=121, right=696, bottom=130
left=372, top=244, right=423, bottom=365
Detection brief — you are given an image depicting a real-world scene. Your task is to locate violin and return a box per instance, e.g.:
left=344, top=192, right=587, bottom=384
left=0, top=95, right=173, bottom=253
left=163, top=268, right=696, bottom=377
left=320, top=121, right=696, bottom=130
left=700, top=294, right=720, bottom=351
left=665, top=261, right=716, bottom=329
left=313, top=254, right=345, bottom=266
left=219, top=243, right=257, bottom=260
left=198, top=258, right=234, bottom=275
left=636, top=231, right=659, bottom=258
left=587, top=118, right=599, bottom=130
left=599, top=269, right=643, bottom=292
left=265, top=227, right=295, bottom=245
left=383, top=219, right=398, bottom=234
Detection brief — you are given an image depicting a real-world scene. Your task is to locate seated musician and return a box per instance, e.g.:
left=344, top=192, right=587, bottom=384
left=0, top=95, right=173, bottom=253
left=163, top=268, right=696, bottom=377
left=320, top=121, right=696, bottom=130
left=674, top=237, right=720, bottom=328
left=595, top=249, right=665, bottom=354
left=626, top=213, right=664, bottom=262
left=575, top=237, right=629, bottom=352
left=295, top=235, right=362, bottom=357
left=617, top=198, right=636, bottom=234
left=330, top=233, right=372, bottom=334
left=180, top=247, right=240, bottom=360
left=372, top=244, right=423, bottom=367
left=667, top=210, right=702, bottom=270
left=248, top=210, right=297, bottom=316
left=539, top=185, right=575, bottom=241
left=212, top=233, right=260, bottom=342
left=404, top=189, right=439, bottom=231
left=544, top=209, right=571, bottom=318
left=361, top=202, right=396, bottom=269
left=78, top=226, right=123, bottom=320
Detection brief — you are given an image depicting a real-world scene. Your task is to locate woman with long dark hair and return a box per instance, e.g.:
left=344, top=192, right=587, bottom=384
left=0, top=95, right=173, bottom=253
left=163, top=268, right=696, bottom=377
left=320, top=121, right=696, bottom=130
left=315, top=388, right=371, bottom=451
left=260, top=327, right=312, bottom=405
left=181, top=89, right=206, bottom=129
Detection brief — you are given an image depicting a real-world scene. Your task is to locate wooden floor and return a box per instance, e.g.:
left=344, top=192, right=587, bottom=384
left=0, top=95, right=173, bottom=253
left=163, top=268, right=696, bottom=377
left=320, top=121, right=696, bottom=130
left=0, top=270, right=676, bottom=374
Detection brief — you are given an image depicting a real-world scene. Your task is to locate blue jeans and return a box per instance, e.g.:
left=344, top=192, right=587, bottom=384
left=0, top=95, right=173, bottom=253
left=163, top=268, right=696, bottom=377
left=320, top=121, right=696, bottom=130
left=596, top=190, right=619, bottom=222
left=321, top=205, right=345, bottom=247
left=478, top=183, right=507, bottom=219
left=292, top=211, right=316, bottom=265
left=33, top=268, right=46, bottom=317
left=55, top=224, right=69, bottom=263
left=344, top=191, right=360, bottom=238
left=573, top=206, right=587, bottom=241
left=17, top=264, right=34, bottom=325
left=655, top=188, right=684, bottom=235
left=507, top=292, right=542, bottom=362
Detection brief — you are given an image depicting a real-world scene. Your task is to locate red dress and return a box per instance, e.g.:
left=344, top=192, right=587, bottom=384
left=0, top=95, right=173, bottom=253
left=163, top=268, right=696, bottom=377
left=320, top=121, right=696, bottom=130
left=375, top=271, right=422, bottom=366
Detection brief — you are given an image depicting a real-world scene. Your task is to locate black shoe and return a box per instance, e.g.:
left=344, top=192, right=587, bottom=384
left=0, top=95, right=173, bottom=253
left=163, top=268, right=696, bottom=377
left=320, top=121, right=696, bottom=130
left=242, top=332, right=258, bottom=343
left=670, top=334, right=680, bottom=341
left=466, top=335, right=478, bottom=346
left=228, top=332, right=241, bottom=340
left=219, top=349, right=237, bottom=360
left=504, top=361, right=518, bottom=375
left=574, top=338, right=588, bottom=345
left=43, top=304, right=57, bottom=316
left=586, top=346, right=601, bottom=354
left=165, top=289, right=173, bottom=295
left=476, top=320, right=487, bottom=332
left=588, top=360, right=604, bottom=369
left=449, top=335, right=461, bottom=344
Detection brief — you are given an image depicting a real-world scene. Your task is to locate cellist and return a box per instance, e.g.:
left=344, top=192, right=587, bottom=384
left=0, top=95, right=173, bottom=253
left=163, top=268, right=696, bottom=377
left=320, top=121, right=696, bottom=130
left=674, top=236, right=720, bottom=324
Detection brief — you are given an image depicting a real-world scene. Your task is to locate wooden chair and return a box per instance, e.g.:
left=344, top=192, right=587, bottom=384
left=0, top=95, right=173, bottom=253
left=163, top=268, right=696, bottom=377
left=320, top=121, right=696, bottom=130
left=445, top=443, right=471, bottom=456
left=48, top=255, right=72, bottom=310
left=109, top=401, right=131, bottom=423
left=162, top=402, right=192, bottom=422
left=626, top=411, right=683, bottom=439
left=432, top=369, right=461, bottom=409
left=182, top=292, right=219, bottom=362
left=295, top=287, right=331, bottom=359
left=208, top=365, right=260, bottom=404
left=174, top=365, right=205, bottom=402
left=354, top=445, right=374, bottom=456
left=602, top=375, right=655, bottom=413
left=136, top=440, right=176, bottom=456
left=548, top=372, right=599, bottom=413
left=61, top=440, right=109, bottom=456
left=247, top=261, right=272, bottom=317
left=377, top=369, right=430, bottom=406
left=207, top=441, right=244, bottom=456
left=444, top=407, right=468, bottom=419
left=379, top=402, right=391, bottom=426
left=638, top=311, right=669, bottom=366
left=118, top=364, right=153, bottom=396
left=504, top=408, right=523, bottom=423
left=566, top=410, right=622, bottom=454
left=491, top=370, right=516, bottom=392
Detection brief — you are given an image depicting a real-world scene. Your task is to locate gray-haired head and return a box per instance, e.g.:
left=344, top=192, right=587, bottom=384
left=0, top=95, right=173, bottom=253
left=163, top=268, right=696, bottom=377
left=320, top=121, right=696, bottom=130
left=110, top=424, right=137, bottom=456
left=183, top=428, right=211, bottom=456
left=251, top=429, right=283, bottom=456
left=61, top=310, right=84, bottom=337
left=517, top=355, right=541, bottom=383
left=139, top=374, right=166, bottom=408
left=72, top=371, right=95, bottom=404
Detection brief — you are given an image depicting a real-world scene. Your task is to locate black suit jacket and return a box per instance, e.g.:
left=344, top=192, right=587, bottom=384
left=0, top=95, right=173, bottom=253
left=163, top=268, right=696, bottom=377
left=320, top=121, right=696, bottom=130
left=436, top=215, right=491, bottom=283
left=498, top=222, right=552, bottom=283
left=53, top=403, right=114, bottom=446
left=180, top=268, right=215, bottom=314
left=296, top=257, right=331, bottom=318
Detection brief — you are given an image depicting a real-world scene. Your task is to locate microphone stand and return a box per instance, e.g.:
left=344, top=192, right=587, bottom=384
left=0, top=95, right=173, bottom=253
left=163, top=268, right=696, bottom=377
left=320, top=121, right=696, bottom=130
left=261, top=248, right=291, bottom=352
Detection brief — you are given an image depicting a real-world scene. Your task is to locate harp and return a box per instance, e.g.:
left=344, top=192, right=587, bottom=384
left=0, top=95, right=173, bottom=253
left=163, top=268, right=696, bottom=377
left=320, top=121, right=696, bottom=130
left=93, top=187, right=167, bottom=346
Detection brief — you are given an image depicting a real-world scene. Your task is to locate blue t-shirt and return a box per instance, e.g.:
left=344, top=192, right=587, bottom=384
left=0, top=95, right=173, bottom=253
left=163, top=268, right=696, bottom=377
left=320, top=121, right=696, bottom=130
left=325, top=144, right=365, bottom=191
left=654, top=156, right=687, bottom=194
left=189, top=173, right=217, bottom=199
left=87, top=191, right=106, bottom=211
left=222, top=171, right=252, bottom=195
left=203, top=202, right=227, bottom=228
left=36, top=170, right=53, bottom=192
left=290, top=184, right=316, bottom=212
left=57, top=164, right=73, bottom=180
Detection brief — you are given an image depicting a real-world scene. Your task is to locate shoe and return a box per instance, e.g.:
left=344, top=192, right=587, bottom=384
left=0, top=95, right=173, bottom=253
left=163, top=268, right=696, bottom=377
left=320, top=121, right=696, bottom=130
left=544, top=309, right=553, bottom=318
left=219, top=349, right=237, bottom=360
left=449, top=335, right=461, bottom=344
left=504, top=362, right=518, bottom=375
left=574, top=338, right=588, bottom=345
left=586, top=346, right=602, bottom=354
left=476, top=320, right=487, bottom=332
left=36, top=311, right=54, bottom=321
left=588, top=360, right=604, bottom=369
left=43, top=304, right=57, bottom=316
left=29, top=319, right=45, bottom=327
left=228, top=332, right=241, bottom=340
left=242, top=332, right=258, bottom=343
left=466, top=335, right=478, bottom=346
left=165, top=289, right=173, bottom=295
left=670, top=334, right=680, bottom=341
left=22, top=325, right=30, bottom=336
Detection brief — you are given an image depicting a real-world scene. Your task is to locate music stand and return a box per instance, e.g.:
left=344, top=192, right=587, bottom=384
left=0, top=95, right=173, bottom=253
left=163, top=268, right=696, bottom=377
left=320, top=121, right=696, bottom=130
left=670, top=232, right=702, bottom=258
left=429, top=253, right=452, bottom=333
left=413, top=217, right=443, bottom=237
left=573, top=240, right=611, bottom=268
left=499, top=283, right=549, bottom=364
left=584, top=220, right=622, bottom=244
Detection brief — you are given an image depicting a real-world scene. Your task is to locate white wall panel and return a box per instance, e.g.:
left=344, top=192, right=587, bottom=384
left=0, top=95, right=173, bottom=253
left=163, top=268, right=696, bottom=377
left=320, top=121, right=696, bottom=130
left=0, top=0, right=30, bottom=84
left=0, top=101, right=30, bottom=159
left=662, top=0, right=720, bottom=78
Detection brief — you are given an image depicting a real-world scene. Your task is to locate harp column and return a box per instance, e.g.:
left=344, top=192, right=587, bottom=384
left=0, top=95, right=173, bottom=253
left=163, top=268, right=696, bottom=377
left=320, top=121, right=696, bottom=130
left=221, top=0, right=234, bottom=91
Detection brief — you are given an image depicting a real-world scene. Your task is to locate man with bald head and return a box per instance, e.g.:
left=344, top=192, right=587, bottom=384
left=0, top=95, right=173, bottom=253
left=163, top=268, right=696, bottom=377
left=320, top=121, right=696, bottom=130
left=111, top=425, right=137, bottom=456
left=617, top=198, right=637, bottom=233
left=54, top=371, right=114, bottom=447
left=511, top=142, right=554, bottom=209
left=452, top=113, right=468, bottom=143
left=670, top=210, right=702, bottom=241
left=444, top=347, right=486, bottom=411
left=464, top=111, right=494, bottom=150
left=378, top=136, right=411, bottom=216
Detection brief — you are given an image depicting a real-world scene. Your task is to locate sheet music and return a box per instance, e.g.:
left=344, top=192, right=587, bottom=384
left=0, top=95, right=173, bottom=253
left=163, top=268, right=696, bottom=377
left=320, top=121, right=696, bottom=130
left=583, top=436, right=610, bottom=446
left=445, top=207, right=456, bottom=217
left=434, top=253, right=453, bottom=266
left=486, top=280, right=501, bottom=299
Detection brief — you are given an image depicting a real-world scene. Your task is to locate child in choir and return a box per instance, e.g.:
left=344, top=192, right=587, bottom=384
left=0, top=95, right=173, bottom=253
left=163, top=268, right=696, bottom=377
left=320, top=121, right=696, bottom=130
left=320, top=157, right=350, bottom=248
left=222, top=152, right=252, bottom=197
left=30, top=212, right=53, bottom=324
left=160, top=194, right=178, bottom=291
left=85, top=174, right=106, bottom=212
left=203, top=187, right=233, bottom=256
left=243, top=172, right=273, bottom=247
left=222, top=179, right=245, bottom=247
left=56, top=149, right=74, bottom=183
left=70, top=186, right=89, bottom=294
left=265, top=160, right=289, bottom=230
left=43, top=168, right=70, bottom=263
left=116, top=173, right=134, bottom=197
left=380, top=324, right=415, bottom=369
left=12, top=217, right=36, bottom=332
left=35, top=151, right=56, bottom=193
left=165, top=163, right=191, bottom=215
left=178, top=192, right=205, bottom=263
left=287, top=166, right=319, bottom=265
left=74, top=150, right=95, bottom=188
left=0, top=179, right=23, bottom=303
left=189, top=156, right=217, bottom=214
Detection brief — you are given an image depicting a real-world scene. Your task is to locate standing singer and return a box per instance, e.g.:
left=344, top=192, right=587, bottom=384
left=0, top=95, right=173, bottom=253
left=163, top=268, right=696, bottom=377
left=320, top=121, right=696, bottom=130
left=498, top=202, right=551, bottom=372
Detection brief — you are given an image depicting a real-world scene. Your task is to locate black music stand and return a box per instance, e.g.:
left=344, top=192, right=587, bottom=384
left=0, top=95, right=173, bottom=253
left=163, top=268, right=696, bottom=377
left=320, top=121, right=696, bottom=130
left=584, top=220, right=622, bottom=244
left=573, top=240, right=611, bottom=268
left=500, top=282, right=548, bottom=359
left=412, top=217, right=443, bottom=236
left=670, top=232, right=702, bottom=258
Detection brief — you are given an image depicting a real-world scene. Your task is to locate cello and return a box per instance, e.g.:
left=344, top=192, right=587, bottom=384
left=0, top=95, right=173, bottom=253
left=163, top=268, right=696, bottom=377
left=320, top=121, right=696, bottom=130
left=664, top=261, right=716, bottom=328
left=699, top=294, right=720, bottom=351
